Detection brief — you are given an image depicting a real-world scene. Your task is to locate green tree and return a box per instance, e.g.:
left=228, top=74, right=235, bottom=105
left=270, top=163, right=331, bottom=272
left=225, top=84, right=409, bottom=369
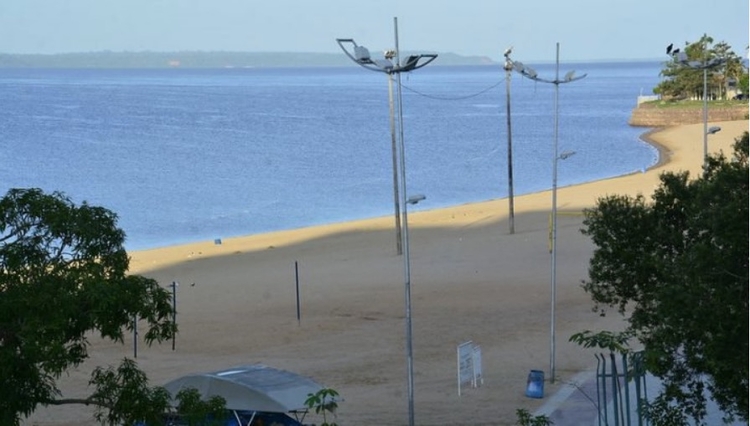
left=86, top=358, right=172, bottom=425
left=656, top=34, right=745, bottom=100
left=305, top=388, right=340, bottom=426
left=0, top=188, right=177, bottom=425
left=579, top=132, right=749, bottom=423
left=171, top=387, right=228, bottom=426
left=515, top=408, right=553, bottom=426
left=712, top=41, right=746, bottom=99
left=738, top=72, right=749, bottom=98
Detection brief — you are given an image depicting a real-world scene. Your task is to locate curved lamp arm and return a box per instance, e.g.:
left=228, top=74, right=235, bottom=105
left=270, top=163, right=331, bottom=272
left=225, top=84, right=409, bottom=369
left=336, top=38, right=437, bottom=74
left=557, top=73, right=588, bottom=84
left=670, top=50, right=726, bottom=69
left=509, top=59, right=587, bottom=84
left=336, top=38, right=392, bottom=73
left=399, top=54, right=438, bottom=72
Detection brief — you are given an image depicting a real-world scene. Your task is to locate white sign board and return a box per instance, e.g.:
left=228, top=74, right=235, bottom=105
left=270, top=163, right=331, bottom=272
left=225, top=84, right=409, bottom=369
left=457, top=341, right=483, bottom=396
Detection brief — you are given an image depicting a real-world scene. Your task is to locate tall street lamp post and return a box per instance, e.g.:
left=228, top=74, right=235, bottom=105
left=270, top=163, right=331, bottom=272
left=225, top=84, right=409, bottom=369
left=667, top=47, right=725, bottom=169
left=336, top=22, right=437, bottom=256
left=507, top=43, right=586, bottom=384
left=402, top=192, right=424, bottom=426
left=503, top=46, right=516, bottom=234
left=338, top=18, right=436, bottom=426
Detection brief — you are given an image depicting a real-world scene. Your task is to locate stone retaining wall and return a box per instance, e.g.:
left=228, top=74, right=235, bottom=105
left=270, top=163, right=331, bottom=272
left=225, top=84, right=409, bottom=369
left=629, top=104, right=748, bottom=127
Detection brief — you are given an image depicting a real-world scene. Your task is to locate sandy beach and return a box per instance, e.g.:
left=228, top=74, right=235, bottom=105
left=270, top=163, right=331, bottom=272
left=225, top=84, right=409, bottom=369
left=23, top=119, right=748, bottom=426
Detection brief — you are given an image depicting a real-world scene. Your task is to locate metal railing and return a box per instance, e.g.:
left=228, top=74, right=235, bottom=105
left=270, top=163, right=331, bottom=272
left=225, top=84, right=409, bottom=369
left=595, top=351, right=649, bottom=426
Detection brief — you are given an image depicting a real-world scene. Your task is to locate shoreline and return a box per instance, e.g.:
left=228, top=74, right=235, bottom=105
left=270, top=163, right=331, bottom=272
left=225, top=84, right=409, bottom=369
left=127, top=122, right=705, bottom=274
left=639, top=126, right=671, bottom=170
left=27, top=119, right=748, bottom=426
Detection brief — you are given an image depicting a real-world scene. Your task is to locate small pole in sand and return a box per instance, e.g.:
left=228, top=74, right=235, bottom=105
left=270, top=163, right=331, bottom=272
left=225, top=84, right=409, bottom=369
left=295, top=261, right=301, bottom=325
left=171, top=281, right=177, bottom=351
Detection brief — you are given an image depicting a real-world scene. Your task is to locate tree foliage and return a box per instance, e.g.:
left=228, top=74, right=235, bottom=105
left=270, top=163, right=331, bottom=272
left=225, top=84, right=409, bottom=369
left=580, top=132, right=749, bottom=423
left=569, top=329, right=634, bottom=354
left=305, top=388, right=340, bottom=426
left=655, top=34, right=747, bottom=100
left=170, top=387, right=228, bottom=426
left=515, top=408, right=553, bottom=426
left=739, top=72, right=749, bottom=98
left=0, top=188, right=177, bottom=424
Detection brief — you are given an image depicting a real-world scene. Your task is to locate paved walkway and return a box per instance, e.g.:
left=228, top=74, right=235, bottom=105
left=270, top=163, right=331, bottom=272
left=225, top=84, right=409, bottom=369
left=533, top=370, right=601, bottom=425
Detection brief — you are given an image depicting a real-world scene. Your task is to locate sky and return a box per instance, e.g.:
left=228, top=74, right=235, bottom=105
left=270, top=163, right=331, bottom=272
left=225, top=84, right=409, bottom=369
left=0, top=0, right=748, bottom=62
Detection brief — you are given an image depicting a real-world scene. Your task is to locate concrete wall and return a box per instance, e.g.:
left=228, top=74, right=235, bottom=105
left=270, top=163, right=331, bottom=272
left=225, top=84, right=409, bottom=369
left=629, top=103, right=748, bottom=127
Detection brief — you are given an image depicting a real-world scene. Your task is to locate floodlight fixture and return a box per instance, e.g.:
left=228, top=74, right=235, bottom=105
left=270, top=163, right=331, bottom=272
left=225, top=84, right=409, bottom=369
left=407, top=194, right=426, bottom=205
left=559, top=150, right=576, bottom=160
left=336, top=38, right=437, bottom=75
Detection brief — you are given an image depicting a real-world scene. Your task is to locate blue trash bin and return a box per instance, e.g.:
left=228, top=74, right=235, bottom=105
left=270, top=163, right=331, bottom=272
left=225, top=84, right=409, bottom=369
left=525, top=369, right=545, bottom=398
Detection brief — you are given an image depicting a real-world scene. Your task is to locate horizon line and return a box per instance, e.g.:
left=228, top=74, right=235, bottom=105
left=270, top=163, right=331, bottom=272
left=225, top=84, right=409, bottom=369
left=0, top=50, right=667, bottom=64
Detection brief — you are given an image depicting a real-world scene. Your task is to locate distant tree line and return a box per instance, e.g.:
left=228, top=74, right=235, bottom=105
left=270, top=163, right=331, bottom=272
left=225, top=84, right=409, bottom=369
left=0, top=51, right=495, bottom=69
